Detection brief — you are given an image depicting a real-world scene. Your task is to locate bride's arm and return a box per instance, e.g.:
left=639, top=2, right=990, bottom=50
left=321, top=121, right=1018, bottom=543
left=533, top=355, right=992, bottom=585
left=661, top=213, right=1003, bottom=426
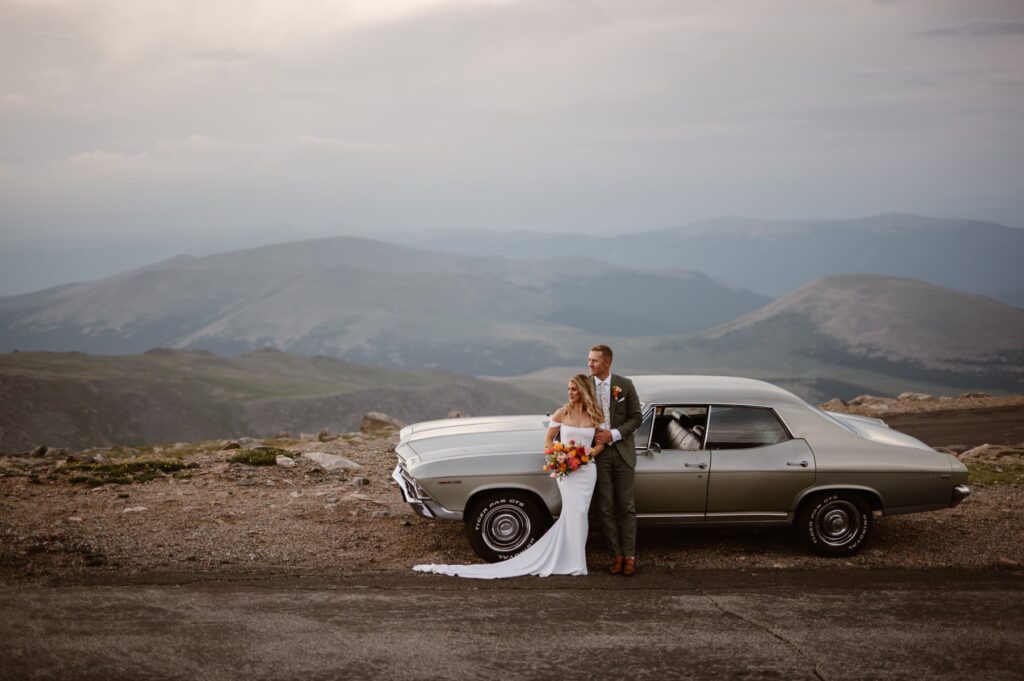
left=590, top=442, right=605, bottom=457
left=545, top=408, right=565, bottom=449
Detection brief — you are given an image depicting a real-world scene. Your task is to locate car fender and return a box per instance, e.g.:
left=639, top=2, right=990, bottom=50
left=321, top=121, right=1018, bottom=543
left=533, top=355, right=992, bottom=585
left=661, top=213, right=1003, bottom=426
left=791, top=484, right=884, bottom=513
left=463, top=481, right=561, bottom=518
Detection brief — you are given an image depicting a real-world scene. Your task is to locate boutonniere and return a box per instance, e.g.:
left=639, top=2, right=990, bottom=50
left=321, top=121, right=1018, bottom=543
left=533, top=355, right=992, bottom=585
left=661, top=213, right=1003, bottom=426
left=612, top=386, right=622, bottom=399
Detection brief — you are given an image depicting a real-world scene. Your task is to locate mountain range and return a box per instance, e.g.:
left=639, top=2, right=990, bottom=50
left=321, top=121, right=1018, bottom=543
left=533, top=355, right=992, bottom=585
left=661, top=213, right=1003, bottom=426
left=0, top=237, right=767, bottom=374
left=644, top=274, right=1024, bottom=391
left=385, top=213, right=1024, bottom=306
left=3, top=220, right=1024, bottom=449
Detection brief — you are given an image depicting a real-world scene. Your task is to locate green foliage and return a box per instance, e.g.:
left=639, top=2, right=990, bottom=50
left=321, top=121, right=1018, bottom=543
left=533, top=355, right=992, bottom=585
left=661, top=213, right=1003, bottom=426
left=63, top=458, right=192, bottom=484
left=967, top=462, right=1024, bottom=485
left=228, top=447, right=294, bottom=466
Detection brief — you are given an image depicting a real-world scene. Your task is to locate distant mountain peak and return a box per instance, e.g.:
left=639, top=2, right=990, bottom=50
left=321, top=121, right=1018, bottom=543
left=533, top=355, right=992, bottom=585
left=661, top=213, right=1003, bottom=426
left=705, top=273, right=1024, bottom=367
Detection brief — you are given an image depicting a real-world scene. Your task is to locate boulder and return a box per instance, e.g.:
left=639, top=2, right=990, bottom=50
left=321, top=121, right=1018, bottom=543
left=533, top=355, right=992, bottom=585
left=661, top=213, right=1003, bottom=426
left=897, top=392, right=933, bottom=401
left=351, top=476, right=370, bottom=489
left=275, top=455, right=296, bottom=468
left=302, top=452, right=361, bottom=471
left=31, top=446, right=48, bottom=457
left=960, top=392, right=991, bottom=399
left=447, top=410, right=467, bottom=419
left=223, top=441, right=242, bottom=450
left=820, top=398, right=845, bottom=411
left=318, top=428, right=340, bottom=442
left=361, top=412, right=404, bottom=433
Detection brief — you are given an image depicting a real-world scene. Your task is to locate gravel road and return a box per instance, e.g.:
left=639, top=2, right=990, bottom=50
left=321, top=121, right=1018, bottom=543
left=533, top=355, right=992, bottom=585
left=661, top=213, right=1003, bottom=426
left=2, top=569, right=1022, bottom=681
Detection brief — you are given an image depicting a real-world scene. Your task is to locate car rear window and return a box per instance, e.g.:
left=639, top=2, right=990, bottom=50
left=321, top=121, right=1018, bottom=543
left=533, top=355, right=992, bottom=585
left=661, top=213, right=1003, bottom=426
left=705, top=406, right=790, bottom=450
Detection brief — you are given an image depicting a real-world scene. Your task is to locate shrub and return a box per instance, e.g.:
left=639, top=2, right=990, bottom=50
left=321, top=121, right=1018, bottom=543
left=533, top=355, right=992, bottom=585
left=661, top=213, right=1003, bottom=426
left=228, top=447, right=294, bottom=466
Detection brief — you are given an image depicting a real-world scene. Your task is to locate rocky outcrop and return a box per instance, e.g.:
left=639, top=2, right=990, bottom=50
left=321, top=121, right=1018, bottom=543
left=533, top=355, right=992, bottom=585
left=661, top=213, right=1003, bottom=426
left=302, top=452, right=361, bottom=471
left=360, top=412, right=404, bottom=433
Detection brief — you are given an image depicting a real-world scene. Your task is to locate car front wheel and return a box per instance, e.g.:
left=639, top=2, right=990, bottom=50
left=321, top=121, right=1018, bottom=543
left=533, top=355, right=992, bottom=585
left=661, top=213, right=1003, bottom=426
left=798, top=492, right=872, bottom=557
left=465, top=490, right=552, bottom=563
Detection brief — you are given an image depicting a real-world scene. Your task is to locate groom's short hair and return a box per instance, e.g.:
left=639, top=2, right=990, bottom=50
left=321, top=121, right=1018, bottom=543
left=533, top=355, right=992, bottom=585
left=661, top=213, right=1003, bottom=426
left=590, top=344, right=613, bottom=361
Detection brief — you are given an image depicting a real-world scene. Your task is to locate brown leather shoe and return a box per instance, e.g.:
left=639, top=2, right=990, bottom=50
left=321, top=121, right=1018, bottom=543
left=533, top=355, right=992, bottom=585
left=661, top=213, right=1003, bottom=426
left=608, top=556, right=623, bottom=575
left=623, top=557, right=638, bottom=577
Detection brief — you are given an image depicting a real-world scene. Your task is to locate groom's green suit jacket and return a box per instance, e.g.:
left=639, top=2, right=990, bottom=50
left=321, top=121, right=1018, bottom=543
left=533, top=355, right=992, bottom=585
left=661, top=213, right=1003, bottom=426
left=603, top=374, right=644, bottom=468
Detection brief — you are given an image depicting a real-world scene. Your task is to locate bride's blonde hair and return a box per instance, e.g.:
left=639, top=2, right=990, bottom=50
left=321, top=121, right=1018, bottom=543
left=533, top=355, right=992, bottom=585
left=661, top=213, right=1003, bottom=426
left=564, top=374, right=605, bottom=427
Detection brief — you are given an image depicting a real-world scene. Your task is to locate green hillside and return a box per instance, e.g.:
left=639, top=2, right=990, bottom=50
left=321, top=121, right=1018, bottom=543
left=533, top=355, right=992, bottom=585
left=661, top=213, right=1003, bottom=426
left=0, top=349, right=554, bottom=451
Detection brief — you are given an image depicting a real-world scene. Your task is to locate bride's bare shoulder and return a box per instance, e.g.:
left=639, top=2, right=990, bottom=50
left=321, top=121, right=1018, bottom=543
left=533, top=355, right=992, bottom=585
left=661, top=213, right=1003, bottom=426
left=550, top=407, right=566, bottom=422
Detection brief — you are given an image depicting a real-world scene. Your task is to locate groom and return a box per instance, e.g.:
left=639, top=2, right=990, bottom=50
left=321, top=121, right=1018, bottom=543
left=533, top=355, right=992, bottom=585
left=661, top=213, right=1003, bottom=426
left=589, top=344, right=643, bottom=576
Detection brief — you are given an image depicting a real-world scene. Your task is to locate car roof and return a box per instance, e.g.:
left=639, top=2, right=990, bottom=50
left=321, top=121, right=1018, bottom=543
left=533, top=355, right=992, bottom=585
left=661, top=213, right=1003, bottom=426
left=632, top=375, right=809, bottom=409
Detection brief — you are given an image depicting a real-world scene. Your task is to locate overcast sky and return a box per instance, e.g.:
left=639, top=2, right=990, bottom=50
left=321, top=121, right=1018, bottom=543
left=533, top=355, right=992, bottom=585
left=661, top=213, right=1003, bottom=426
left=1, top=0, right=1023, bottom=244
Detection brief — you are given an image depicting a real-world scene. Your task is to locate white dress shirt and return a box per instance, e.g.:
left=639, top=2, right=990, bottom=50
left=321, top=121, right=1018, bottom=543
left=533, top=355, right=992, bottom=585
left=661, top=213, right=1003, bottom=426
left=594, top=376, right=622, bottom=443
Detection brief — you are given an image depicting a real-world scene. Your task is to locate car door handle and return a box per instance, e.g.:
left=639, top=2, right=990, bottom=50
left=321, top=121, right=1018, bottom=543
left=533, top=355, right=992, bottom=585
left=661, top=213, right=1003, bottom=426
left=685, top=462, right=708, bottom=469
left=786, top=460, right=809, bottom=468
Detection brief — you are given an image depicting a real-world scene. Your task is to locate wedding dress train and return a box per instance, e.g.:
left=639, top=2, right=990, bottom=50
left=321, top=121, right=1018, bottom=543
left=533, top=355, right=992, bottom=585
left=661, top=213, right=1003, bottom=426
left=412, top=423, right=596, bottom=579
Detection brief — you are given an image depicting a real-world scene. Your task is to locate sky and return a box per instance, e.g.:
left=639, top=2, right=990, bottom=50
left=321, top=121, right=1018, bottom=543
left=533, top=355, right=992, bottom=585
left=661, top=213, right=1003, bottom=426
left=1, top=0, right=1023, bottom=253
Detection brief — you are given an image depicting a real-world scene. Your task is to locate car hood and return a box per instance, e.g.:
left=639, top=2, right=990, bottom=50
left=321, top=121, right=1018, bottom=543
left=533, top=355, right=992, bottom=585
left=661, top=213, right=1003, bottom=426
left=398, top=414, right=551, bottom=464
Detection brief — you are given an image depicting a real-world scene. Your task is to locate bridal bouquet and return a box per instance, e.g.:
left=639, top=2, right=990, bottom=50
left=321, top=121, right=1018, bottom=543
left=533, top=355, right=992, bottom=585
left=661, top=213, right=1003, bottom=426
left=543, top=440, right=592, bottom=479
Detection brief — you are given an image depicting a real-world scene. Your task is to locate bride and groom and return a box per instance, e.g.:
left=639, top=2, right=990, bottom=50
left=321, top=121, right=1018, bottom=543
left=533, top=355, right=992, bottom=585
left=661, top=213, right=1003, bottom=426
left=413, top=344, right=644, bottom=579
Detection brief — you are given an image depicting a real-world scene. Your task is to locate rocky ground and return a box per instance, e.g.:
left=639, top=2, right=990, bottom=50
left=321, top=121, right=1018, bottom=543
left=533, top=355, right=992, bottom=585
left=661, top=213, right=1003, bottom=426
left=2, top=400, right=1023, bottom=584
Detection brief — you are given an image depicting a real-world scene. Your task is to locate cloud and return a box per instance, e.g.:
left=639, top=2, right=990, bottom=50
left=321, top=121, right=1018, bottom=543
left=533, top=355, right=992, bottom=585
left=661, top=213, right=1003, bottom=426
left=42, top=133, right=380, bottom=183
left=185, top=48, right=256, bottom=64
left=921, top=18, right=1024, bottom=37
left=31, top=32, right=72, bottom=42
left=1, top=0, right=1022, bottom=237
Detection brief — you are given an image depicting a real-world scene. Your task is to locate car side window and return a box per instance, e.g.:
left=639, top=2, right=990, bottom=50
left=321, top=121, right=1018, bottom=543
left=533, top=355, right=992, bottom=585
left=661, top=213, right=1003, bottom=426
left=650, top=405, right=708, bottom=451
left=705, top=406, right=790, bottom=450
left=633, top=408, right=654, bottom=451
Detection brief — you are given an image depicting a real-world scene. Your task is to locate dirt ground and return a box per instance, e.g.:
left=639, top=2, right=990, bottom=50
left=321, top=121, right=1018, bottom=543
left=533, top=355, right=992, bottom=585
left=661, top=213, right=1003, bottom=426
left=2, top=396, right=1023, bottom=584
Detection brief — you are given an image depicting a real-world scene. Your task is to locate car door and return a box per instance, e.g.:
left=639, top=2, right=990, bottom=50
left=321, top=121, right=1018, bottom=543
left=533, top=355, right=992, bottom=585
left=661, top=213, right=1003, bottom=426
left=634, top=405, right=710, bottom=518
left=704, top=405, right=815, bottom=521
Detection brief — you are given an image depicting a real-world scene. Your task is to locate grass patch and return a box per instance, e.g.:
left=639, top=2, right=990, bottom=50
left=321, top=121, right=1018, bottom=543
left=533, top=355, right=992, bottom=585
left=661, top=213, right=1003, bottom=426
left=63, top=459, right=192, bottom=484
left=260, top=438, right=298, bottom=448
left=228, top=447, right=294, bottom=466
left=968, top=463, right=1024, bottom=485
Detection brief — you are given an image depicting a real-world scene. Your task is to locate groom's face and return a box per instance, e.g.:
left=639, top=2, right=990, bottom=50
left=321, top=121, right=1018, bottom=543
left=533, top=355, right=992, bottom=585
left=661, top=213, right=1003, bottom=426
left=588, top=350, right=611, bottom=379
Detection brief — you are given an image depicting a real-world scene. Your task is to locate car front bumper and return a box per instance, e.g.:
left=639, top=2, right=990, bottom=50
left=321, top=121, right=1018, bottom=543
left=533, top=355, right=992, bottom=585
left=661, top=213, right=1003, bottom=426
left=392, top=464, right=462, bottom=520
left=950, top=484, right=971, bottom=508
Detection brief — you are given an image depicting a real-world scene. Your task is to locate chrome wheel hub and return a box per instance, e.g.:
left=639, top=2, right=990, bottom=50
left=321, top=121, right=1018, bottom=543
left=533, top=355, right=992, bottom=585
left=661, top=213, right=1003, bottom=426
left=481, top=504, right=530, bottom=552
left=816, top=500, right=861, bottom=547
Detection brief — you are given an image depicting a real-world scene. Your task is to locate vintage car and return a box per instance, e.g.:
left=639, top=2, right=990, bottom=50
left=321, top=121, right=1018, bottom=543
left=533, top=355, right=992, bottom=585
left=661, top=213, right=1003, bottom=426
left=392, top=376, right=971, bottom=560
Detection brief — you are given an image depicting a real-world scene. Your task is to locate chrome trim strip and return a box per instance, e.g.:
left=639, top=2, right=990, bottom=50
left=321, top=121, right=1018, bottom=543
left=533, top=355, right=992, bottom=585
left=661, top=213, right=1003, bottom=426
left=706, top=511, right=789, bottom=518
left=637, top=512, right=706, bottom=519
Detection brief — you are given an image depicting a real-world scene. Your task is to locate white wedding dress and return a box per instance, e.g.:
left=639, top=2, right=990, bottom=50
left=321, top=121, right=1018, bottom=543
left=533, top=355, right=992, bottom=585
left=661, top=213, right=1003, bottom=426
left=412, top=422, right=597, bottom=578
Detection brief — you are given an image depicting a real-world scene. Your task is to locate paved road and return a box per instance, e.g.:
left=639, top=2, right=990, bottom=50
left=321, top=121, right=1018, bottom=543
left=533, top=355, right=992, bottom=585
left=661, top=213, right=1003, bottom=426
left=2, top=569, right=1022, bottom=681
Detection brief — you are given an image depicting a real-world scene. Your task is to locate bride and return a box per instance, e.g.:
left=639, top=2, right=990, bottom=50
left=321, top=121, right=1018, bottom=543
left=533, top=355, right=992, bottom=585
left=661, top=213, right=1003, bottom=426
left=412, top=374, right=605, bottom=578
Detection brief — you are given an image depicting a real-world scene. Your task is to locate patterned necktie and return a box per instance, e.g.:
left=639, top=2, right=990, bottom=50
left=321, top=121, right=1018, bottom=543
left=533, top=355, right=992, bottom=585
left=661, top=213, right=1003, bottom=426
left=599, top=380, right=610, bottom=427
